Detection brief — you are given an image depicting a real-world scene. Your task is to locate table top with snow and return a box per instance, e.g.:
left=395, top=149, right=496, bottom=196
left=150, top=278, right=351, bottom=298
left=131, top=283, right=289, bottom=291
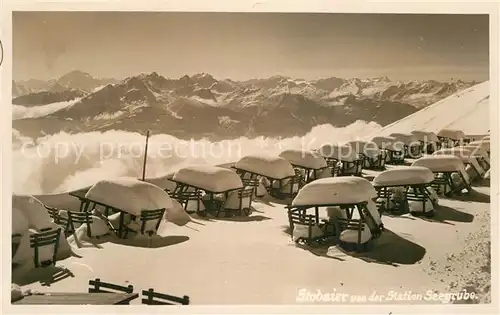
left=389, top=133, right=420, bottom=145
left=411, top=155, right=467, bottom=173
left=372, top=166, right=435, bottom=187
left=172, top=164, right=243, bottom=193
left=411, top=130, right=439, bottom=142
left=291, top=177, right=377, bottom=207
left=316, top=144, right=360, bottom=162
left=371, top=136, right=398, bottom=150
left=85, top=177, right=173, bottom=216
left=234, top=154, right=296, bottom=180
left=345, top=140, right=380, bottom=157
left=432, top=148, right=474, bottom=163
left=278, top=149, right=327, bottom=170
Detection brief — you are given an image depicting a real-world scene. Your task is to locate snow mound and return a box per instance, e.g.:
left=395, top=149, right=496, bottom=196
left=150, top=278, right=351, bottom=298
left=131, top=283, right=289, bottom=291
left=12, top=195, right=53, bottom=230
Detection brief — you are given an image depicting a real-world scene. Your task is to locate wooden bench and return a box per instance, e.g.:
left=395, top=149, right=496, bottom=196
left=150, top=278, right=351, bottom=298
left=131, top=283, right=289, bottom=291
left=142, top=288, right=190, bottom=305
left=88, top=278, right=136, bottom=305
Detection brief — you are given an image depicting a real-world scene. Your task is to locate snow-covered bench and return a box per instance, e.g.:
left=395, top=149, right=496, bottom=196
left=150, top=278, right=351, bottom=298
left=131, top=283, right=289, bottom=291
left=233, top=154, right=303, bottom=200
left=432, top=148, right=486, bottom=182
left=288, top=177, right=383, bottom=251
left=437, top=128, right=466, bottom=148
left=371, top=136, right=405, bottom=165
left=411, top=130, right=441, bottom=154
left=345, top=140, right=387, bottom=170
left=278, top=149, right=330, bottom=183
left=317, top=144, right=364, bottom=176
left=389, top=133, right=422, bottom=159
left=372, top=166, right=438, bottom=217
left=411, top=155, right=472, bottom=197
left=12, top=195, right=72, bottom=270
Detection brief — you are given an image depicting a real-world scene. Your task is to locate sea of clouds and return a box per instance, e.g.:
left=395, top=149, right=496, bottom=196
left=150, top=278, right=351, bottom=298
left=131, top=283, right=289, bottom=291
left=12, top=120, right=383, bottom=195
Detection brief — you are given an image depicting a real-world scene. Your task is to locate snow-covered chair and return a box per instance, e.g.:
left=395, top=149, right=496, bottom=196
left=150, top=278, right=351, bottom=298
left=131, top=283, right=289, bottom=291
left=234, top=154, right=303, bottom=199
left=468, top=139, right=491, bottom=158
left=437, top=129, right=466, bottom=148
left=287, top=207, right=324, bottom=245
left=372, top=166, right=437, bottom=217
left=288, top=177, right=382, bottom=249
left=390, top=133, right=422, bottom=159
left=412, top=155, right=472, bottom=197
left=346, top=140, right=387, bottom=170
left=411, top=130, right=441, bottom=154
left=12, top=207, right=29, bottom=266
left=371, top=136, right=405, bottom=165
left=12, top=195, right=72, bottom=265
left=317, top=144, right=364, bottom=176
left=171, top=165, right=244, bottom=216
left=336, top=217, right=372, bottom=252
left=251, top=177, right=269, bottom=198
left=222, top=186, right=255, bottom=217
left=279, top=149, right=330, bottom=183
left=172, top=186, right=206, bottom=215
left=462, top=144, right=490, bottom=172
left=65, top=211, right=94, bottom=238
left=29, top=227, right=62, bottom=268
left=124, top=208, right=166, bottom=245
left=433, top=147, right=486, bottom=182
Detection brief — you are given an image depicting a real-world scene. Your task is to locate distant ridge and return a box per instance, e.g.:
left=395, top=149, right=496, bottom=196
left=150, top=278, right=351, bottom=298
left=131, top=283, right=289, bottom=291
left=367, top=81, right=490, bottom=138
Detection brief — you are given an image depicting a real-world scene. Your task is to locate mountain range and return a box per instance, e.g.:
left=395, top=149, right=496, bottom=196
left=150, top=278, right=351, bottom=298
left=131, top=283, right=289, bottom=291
left=12, top=70, right=479, bottom=140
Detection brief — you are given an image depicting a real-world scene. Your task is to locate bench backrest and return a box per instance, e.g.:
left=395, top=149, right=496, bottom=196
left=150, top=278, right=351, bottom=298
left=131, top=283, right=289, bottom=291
left=29, top=227, right=62, bottom=268
left=88, top=278, right=134, bottom=294
left=141, top=288, right=190, bottom=305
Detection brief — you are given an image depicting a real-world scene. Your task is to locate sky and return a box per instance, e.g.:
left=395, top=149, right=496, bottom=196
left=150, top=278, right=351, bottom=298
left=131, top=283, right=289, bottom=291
left=13, top=12, right=490, bottom=82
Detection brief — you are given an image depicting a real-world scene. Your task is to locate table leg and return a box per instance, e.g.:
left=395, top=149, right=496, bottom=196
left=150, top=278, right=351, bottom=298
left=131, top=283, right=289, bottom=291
left=83, top=201, right=91, bottom=212
left=118, top=212, right=124, bottom=238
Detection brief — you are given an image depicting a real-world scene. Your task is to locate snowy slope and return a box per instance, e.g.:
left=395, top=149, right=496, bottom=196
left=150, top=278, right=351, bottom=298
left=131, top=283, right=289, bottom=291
left=367, top=81, right=490, bottom=138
